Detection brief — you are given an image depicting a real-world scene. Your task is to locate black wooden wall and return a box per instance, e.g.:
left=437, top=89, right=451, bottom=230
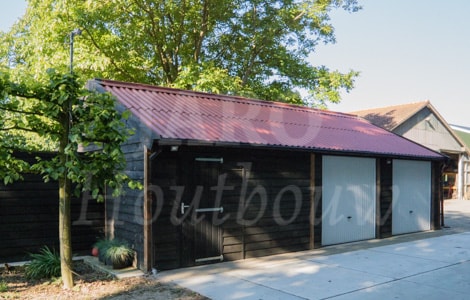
left=151, top=146, right=312, bottom=270
left=378, top=158, right=393, bottom=238
left=0, top=155, right=104, bottom=262
left=104, top=135, right=147, bottom=269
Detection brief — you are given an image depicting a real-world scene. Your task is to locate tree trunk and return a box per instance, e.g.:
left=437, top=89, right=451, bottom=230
left=59, top=98, right=74, bottom=289
left=59, top=175, right=74, bottom=289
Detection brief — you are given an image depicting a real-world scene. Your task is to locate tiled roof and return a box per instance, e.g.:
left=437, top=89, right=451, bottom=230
left=351, top=101, right=430, bottom=131
left=90, top=79, right=443, bottom=160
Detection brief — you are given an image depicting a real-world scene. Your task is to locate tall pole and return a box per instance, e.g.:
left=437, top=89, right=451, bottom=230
left=59, top=28, right=82, bottom=289
left=69, top=28, right=82, bottom=74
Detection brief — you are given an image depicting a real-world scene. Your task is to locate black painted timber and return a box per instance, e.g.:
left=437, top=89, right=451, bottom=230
left=0, top=153, right=104, bottom=262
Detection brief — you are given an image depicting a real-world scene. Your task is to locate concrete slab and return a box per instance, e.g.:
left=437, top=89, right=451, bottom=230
left=307, top=248, right=450, bottom=279
left=226, top=260, right=392, bottom=300
left=163, top=258, right=393, bottom=300
left=335, top=257, right=470, bottom=299
left=164, top=272, right=304, bottom=300
left=371, top=233, right=470, bottom=264
left=82, top=256, right=144, bottom=279
left=333, top=279, right=469, bottom=300
left=405, top=261, right=470, bottom=295
left=158, top=232, right=470, bottom=300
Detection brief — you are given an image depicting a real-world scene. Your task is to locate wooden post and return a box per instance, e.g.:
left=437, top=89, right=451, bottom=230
left=309, top=153, right=315, bottom=249
left=143, top=147, right=152, bottom=272
left=376, top=159, right=381, bottom=239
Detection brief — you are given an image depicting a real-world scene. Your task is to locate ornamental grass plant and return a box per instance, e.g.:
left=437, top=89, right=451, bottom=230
left=24, top=246, right=61, bottom=280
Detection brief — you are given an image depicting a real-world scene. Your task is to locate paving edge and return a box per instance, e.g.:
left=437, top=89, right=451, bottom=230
left=81, top=256, right=145, bottom=279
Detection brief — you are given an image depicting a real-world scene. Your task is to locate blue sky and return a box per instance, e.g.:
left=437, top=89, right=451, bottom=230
left=0, top=0, right=26, bottom=32
left=314, top=0, right=470, bottom=126
left=1, top=0, right=469, bottom=125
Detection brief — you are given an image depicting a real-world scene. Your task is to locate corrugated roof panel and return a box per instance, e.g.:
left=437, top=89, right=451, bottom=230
left=93, top=79, right=444, bottom=160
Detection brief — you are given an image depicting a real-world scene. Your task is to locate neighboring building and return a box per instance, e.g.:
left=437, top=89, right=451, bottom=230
left=88, top=79, right=445, bottom=272
left=352, top=101, right=470, bottom=200
left=450, top=124, right=470, bottom=199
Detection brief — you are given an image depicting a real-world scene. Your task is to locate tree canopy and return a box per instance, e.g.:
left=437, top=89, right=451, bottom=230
left=0, top=69, right=139, bottom=288
left=0, top=70, right=134, bottom=198
left=1, top=0, right=360, bottom=107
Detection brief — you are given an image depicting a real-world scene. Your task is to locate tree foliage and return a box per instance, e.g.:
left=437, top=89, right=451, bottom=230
left=0, top=69, right=135, bottom=199
left=1, top=0, right=360, bottom=107
left=0, top=69, right=138, bottom=288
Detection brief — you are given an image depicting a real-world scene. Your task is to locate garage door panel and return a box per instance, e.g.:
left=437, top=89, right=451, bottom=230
left=392, top=160, right=431, bottom=235
left=322, top=156, right=376, bottom=246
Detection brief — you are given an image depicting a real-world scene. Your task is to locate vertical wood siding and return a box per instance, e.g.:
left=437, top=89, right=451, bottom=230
left=0, top=154, right=104, bottom=262
left=431, top=161, right=442, bottom=230
left=378, top=158, right=393, bottom=237
left=106, top=138, right=146, bottom=269
left=151, top=147, right=311, bottom=270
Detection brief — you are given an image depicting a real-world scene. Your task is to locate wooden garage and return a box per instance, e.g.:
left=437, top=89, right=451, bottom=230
left=87, top=79, right=446, bottom=272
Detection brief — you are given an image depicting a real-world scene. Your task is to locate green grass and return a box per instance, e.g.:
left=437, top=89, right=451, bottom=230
left=0, top=280, right=8, bottom=292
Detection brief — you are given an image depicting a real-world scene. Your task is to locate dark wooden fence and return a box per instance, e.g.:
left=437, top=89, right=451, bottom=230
left=0, top=153, right=104, bottom=262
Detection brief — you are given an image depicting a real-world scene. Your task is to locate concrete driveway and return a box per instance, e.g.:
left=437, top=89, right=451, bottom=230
left=158, top=199, right=470, bottom=299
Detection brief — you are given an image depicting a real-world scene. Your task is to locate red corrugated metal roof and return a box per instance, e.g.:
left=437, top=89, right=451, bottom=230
left=92, top=79, right=444, bottom=160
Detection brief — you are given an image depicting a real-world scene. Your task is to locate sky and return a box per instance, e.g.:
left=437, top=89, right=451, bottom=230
left=314, top=0, right=470, bottom=126
left=1, top=0, right=470, bottom=126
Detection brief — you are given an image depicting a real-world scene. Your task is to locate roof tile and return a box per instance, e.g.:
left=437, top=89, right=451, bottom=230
left=351, top=101, right=430, bottom=130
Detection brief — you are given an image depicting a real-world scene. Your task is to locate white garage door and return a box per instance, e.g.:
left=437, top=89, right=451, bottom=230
left=392, top=160, right=431, bottom=235
left=322, top=156, right=376, bottom=246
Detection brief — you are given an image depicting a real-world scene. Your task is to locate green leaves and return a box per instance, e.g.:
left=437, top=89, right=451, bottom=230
left=1, top=0, right=360, bottom=108
left=0, top=69, right=137, bottom=201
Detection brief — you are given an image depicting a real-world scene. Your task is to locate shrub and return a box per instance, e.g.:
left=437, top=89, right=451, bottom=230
left=93, top=239, right=112, bottom=263
left=0, top=280, right=8, bottom=292
left=105, top=242, right=134, bottom=269
left=24, top=246, right=61, bottom=280
left=94, top=238, right=134, bottom=269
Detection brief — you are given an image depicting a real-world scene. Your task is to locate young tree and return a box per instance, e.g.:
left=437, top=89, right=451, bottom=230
left=1, top=0, right=360, bottom=107
left=0, top=69, right=137, bottom=289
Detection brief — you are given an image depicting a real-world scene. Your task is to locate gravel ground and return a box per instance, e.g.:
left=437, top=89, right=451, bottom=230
left=0, top=261, right=208, bottom=300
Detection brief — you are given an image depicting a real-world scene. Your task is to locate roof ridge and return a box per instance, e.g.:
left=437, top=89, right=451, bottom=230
left=352, top=100, right=430, bottom=113
left=95, top=78, right=359, bottom=120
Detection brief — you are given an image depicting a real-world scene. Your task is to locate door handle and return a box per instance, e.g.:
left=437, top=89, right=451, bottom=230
left=181, top=202, right=190, bottom=214
left=181, top=203, right=224, bottom=214
left=195, top=207, right=224, bottom=213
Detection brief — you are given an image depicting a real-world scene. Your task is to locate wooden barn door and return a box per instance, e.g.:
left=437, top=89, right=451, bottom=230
left=181, top=158, right=224, bottom=266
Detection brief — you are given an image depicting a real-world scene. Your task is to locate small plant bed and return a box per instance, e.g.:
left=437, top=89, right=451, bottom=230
left=0, top=260, right=208, bottom=299
left=93, top=238, right=135, bottom=269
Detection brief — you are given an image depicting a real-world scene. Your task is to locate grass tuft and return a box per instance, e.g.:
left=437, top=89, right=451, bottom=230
left=0, top=280, right=8, bottom=292
left=24, top=246, right=61, bottom=280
